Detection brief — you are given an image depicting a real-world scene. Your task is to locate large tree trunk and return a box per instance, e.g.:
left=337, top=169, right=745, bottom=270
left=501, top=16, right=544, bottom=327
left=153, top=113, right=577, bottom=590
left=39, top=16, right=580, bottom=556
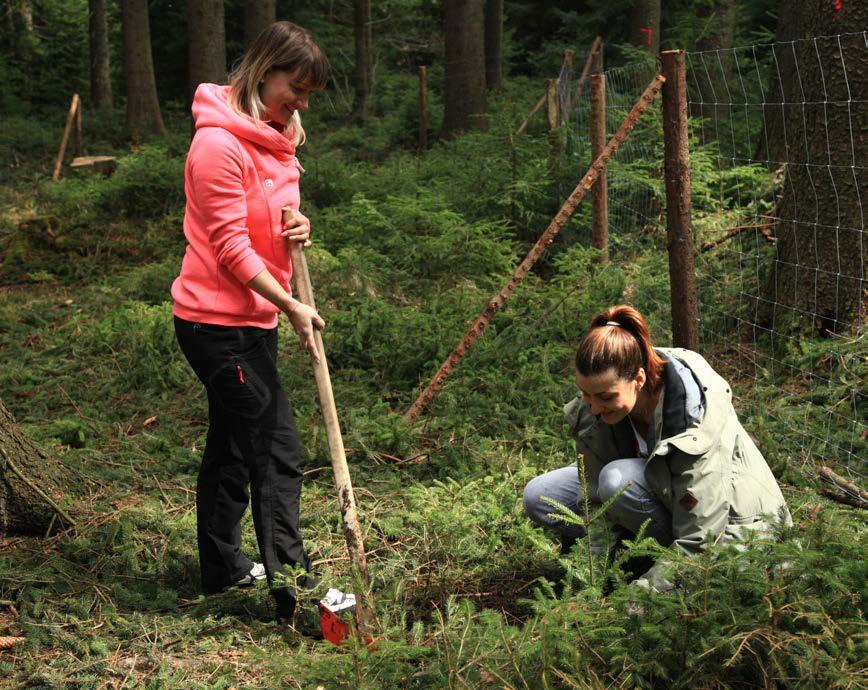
left=187, top=0, right=226, bottom=102
left=120, top=0, right=166, bottom=139
left=630, top=0, right=660, bottom=55
left=443, top=0, right=488, bottom=137
left=484, top=0, right=503, bottom=90
left=0, top=399, right=72, bottom=538
left=754, top=0, right=803, bottom=163
left=760, top=2, right=867, bottom=334
left=244, top=0, right=275, bottom=47
left=353, top=0, right=372, bottom=121
left=88, top=0, right=113, bottom=112
left=9, top=0, right=35, bottom=62
left=695, top=0, right=734, bottom=52
left=690, top=0, right=734, bottom=144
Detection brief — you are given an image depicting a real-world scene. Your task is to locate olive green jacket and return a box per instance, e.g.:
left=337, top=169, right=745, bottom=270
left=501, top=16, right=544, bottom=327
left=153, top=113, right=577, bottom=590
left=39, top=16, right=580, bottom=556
left=564, top=347, right=790, bottom=556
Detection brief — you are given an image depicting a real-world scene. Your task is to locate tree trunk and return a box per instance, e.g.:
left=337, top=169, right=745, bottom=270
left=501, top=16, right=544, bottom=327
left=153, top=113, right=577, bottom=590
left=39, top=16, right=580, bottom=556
left=11, top=0, right=35, bottom=61
left=120, top=0, right=166, bottom=139
left=690, top=0, right=734, bottom=144
left=244, top=0, right=275, bottom=47
left=88, top=0, right=113, bottom=112
left=630, top=0, right=660, bottom=55
left=0, top=399, right=72, bottom=538
left=755, top=0, right=802, bottom=162
left=484, top=0, right=503, bottom=90
left=353, top=0, right=372, bottom=121
left=759, top=1, right=867, bottom=333
left=187, top=0, right=226, bottom=103
left=443, top=0, right=488, bottom=137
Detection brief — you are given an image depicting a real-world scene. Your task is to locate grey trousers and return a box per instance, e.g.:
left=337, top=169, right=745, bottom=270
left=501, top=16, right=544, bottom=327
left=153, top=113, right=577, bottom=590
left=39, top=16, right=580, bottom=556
left=523, top=459, right=675, bottom=546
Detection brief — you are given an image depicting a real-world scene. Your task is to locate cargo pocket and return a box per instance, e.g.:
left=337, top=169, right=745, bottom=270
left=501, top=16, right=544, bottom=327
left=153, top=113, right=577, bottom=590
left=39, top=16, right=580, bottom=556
left=728, top=435, right=762, bottom=524
left=207, top=357, right=272, bottom=421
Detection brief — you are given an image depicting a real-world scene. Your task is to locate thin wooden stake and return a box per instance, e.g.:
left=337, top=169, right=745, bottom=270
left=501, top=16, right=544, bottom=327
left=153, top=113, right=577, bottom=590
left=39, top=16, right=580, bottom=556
left=283, top=209, right=375, bottom=634
left=573, top=36, right=603, bottom=105
left=74, top=101, right=83, bottom=158
left=405, top=73, right=666, bottom=424
left=563, top=48, right=574, bottom=112
left=53, top=93, right=80, bottom=181
left=662, top=50, right=699, bottom=351
left=515, top=91, right=546, bottom=136
left=590, top=70, right=608, bottom=261
left=546, top=78, right=561, bottom=174
left=418, top=65, right=427, bottom=151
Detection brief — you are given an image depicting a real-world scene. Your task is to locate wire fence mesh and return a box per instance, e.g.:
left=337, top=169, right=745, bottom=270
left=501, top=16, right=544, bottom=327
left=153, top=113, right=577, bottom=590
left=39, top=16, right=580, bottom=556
left=686, top=33, right=866, bottom=481
left=560, top=34, right=865, bottom=479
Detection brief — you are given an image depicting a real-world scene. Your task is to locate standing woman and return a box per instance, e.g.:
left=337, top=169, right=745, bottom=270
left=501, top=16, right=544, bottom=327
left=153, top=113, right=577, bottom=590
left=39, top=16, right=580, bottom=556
left=523, top=305, right=790, bottom=588
left=172, top=22, right=328, bottom=620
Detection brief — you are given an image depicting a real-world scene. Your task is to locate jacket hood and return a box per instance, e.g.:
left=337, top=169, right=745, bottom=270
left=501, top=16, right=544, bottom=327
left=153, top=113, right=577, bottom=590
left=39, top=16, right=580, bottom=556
left=191, top=83, right=296, bottom=159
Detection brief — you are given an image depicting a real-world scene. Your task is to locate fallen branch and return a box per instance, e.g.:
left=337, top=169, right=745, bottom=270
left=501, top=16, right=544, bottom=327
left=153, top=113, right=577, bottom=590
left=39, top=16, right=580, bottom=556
left=700, top=223, right=776, bottom=252
left=819, top=466, right=868, bottom=508
left=819, top=489, right=865, bottom=509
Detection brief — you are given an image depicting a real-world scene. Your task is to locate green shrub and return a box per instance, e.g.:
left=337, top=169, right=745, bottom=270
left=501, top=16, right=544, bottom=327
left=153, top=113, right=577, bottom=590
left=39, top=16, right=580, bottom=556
left=119, top=255, right=183, bottom=305
left=75, top=300, right=191, bottom=391
left=95, top=145, right=185, bottom=219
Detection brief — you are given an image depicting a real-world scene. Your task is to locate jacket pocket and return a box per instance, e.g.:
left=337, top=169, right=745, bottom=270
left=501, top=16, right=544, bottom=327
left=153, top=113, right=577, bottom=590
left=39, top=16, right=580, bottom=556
left=207, top=357, right=272, bottom=421
left=728, top=434, right=763, bottom=522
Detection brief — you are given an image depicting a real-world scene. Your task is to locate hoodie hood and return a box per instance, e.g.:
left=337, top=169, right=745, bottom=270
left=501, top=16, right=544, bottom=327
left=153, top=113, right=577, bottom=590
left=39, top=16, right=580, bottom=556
left=191, top=83, right=296, bottom=160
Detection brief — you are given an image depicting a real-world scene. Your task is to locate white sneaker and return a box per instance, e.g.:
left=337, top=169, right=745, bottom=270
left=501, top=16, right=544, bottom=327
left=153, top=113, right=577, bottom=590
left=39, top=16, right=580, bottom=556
left=231, top=562, right=267, bottom=588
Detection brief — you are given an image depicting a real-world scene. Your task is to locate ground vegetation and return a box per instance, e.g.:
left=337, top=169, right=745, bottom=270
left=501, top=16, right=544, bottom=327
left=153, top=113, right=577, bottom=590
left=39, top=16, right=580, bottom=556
left=0, top=1, right=864, bottom=687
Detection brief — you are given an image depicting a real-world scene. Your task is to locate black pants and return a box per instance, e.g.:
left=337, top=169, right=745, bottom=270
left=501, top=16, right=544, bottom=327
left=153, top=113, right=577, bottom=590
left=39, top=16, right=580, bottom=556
left=174, top=317, right=312, bottom=597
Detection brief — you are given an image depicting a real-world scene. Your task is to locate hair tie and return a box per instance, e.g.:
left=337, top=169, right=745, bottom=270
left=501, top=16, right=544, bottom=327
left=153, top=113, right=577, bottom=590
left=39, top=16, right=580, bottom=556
left=605, top=321, right=621, bottom=327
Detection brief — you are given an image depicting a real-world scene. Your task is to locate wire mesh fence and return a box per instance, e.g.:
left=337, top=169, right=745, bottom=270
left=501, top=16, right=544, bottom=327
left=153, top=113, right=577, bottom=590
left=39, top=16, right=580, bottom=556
left=559, top=34, right=865, bottom=479
left=560, top=53, right=663, bottom=249
left=686, top=33, right=866, bottom=480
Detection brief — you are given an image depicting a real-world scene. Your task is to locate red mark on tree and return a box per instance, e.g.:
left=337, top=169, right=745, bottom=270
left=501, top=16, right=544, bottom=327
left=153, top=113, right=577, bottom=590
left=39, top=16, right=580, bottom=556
left=640, top=27, right=653, bottom=46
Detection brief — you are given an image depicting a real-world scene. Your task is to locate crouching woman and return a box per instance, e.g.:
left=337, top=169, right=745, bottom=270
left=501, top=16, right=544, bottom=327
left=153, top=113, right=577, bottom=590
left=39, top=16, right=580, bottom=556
left=523, top=305, right=790, bottom=588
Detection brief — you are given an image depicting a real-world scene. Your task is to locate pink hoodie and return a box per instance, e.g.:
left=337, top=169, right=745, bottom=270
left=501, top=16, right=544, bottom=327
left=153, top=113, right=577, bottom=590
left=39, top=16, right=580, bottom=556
left=171, top=83, right=303, bottom=328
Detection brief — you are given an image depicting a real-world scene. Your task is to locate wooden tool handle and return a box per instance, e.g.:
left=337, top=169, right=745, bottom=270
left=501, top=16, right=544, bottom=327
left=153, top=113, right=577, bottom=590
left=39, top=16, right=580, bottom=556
left=283, top=208, right=375, bottom=633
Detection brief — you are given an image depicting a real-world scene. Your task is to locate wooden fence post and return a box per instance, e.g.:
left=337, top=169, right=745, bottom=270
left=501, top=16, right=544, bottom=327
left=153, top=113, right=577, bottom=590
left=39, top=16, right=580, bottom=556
left=563, top=48, right=574, bottom=112
left=546, top=78, right=560, bottom=174
left=74, top=101, right=82, bottom=158
left=573, top=36, right=603, bottom=105
left=662, top=50, right=699, bottom=350
left=418, top=65, right=427, bottom=151
left=53, top=94, right=80, bottom=181
left=590, top=55, right=608, bottom=261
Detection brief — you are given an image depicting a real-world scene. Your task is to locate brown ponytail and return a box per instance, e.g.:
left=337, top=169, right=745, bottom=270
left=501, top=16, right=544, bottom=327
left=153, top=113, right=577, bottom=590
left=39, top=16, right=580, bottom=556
left=574, top=305, right=665, bottom=391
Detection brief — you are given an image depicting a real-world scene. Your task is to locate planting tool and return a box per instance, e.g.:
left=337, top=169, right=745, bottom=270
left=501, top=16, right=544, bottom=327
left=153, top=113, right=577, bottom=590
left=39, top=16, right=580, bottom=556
left=283, top=207, right=375, bottom=637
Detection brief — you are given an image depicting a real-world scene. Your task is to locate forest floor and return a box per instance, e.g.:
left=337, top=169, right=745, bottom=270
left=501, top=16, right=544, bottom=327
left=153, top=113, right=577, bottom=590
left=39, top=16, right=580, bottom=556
left=0, top=108, right=865, bottom=688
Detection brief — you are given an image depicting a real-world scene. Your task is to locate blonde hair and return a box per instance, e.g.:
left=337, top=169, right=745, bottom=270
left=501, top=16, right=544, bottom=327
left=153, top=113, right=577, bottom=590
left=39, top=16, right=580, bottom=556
left=575, top=305, right=666, bottom=391
left=227, top=21, right=328, bottom=146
